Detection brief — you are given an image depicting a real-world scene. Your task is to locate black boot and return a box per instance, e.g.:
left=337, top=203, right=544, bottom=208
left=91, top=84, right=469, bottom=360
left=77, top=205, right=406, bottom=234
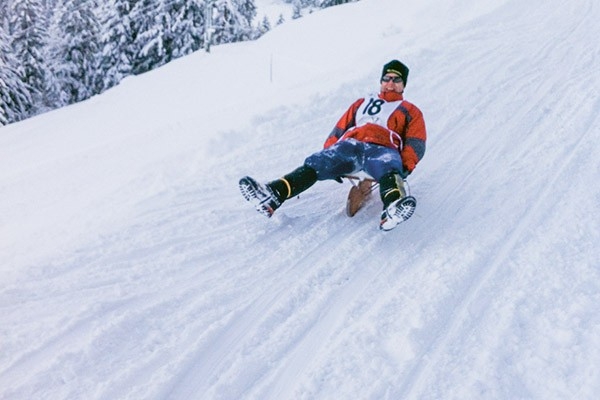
left=378, top=172, right=416, bottom=231
left=378, top=172, right=406, bottom=208
left=268, top=165, right=318, bottom=202
left=239, top=166, right=318, bottom=218
left=239, top=176, right=282, bottom=218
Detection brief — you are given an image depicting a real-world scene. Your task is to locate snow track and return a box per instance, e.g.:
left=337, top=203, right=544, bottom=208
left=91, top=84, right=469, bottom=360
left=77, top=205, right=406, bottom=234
left=1, top=0, right=599, bottom=399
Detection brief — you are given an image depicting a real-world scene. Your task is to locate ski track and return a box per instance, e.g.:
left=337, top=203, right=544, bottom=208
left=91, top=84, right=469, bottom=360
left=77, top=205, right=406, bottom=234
left=393, top=126, right=595, bottom=399
left=390, top=2, right=600, bottom=398
left=243, top=232, right=386, bottom=400
left=163, top=174, right=390, bottom=399
left=168, top=232, right=360, bottom=399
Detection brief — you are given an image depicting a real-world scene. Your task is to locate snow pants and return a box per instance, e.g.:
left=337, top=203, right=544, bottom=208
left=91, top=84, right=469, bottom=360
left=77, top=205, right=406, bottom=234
left=304, top=139, right=404, bottom=182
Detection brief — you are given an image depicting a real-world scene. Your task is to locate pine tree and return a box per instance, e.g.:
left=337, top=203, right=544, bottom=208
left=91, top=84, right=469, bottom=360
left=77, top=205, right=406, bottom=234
left=281, top=0, right=357, bottom=12
left=129, top=0, right=208, bottom=74
left=2, top=0, right=267, bottom=124
left=0, top=23, right=32, bottom=125
left=167, top=0, right=205, bottom=59
left=233, top=0, right=257, bottom=27
left=212, top=0, right=256, bottom=45
left=9, top=0, right=47, bottom=117
left=292, top=2, right=302, bottom=20
left=129, top=0, right=167, bottom=74
left=98, top=0, right=136, bottom=91
left=259, top=15, right=271, bottom=35
left=45, top=0, right=102, bottom=107
left=319, top=0, right=355, bottom=8
left=276, top=14, right=285, bottom=26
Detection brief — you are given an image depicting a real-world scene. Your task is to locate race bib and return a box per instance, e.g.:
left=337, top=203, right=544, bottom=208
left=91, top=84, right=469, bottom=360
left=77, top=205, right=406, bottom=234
left=355, top=96, right=403, bottom=129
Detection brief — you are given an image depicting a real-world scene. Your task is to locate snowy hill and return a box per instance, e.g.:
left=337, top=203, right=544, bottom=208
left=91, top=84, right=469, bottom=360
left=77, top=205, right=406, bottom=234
left=1, top=0, right=600, bottom=399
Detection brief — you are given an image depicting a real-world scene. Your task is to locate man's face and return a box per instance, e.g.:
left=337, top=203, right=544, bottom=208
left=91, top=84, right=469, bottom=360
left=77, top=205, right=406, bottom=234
left=380, top=73, right=405, bottom=94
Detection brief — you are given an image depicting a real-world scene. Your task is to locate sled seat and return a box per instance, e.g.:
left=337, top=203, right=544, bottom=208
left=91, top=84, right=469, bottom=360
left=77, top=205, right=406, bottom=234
left=343, top=174, right=378, bottom=217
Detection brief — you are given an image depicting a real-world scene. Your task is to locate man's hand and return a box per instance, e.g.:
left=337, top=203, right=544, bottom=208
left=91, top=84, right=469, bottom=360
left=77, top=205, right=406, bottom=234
left=399, top=167, right=410, bottom=179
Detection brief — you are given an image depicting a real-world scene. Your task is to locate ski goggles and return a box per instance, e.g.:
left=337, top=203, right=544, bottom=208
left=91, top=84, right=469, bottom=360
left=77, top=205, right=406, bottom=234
left=381, top=75, right=403, bottom=83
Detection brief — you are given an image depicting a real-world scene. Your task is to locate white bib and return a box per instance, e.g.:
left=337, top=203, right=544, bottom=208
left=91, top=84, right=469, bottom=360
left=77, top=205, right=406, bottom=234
left=355, top=96, right=403, bottom=129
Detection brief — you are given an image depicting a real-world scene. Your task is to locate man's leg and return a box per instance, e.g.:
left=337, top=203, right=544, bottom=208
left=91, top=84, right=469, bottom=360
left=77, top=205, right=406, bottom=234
left=239, top=165, right=318, bottom=217
left=362, top=144, right=416, bottom=230
left=378, top=172, right=407, bottom=209
left=304, top=139, right=362, bottom=180
left=268, top=165, right=318, bottom=201
left=362, top=144, right=405, bottom=207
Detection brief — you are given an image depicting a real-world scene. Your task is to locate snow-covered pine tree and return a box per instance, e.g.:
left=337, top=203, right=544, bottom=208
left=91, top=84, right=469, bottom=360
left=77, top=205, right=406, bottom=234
left=128, top=0, right=257, bottom=74
left=98, top=0, right=136, bottom=91
left=44, top=0, right=102, bottom=107
left=0, top=1, right=8, bottom=30
left=259, top=15, right=271, bottom=36
left=292, top=1, right=302, bottom=19
left=9, top=0, right=47, bottom=118
left=211, top=0, right=256, bottom=45
left=318, top=0, right=356, bottom=8
left=233, top=0, right=257, bottom=27
left=0, top=23, right=32, bottom=125
left=276, top=14, right=285, bottom=26
left=282, top=0, right=358, bottom=11
left=1, top=0, right=265, bottom=124
left=167, top=0, right=205, bottom=59
left=128, top=0, right=169, bottom=74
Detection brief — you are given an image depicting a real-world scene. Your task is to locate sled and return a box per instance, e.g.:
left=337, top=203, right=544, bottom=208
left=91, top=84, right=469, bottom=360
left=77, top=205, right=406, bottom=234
left=344, top=174, right=379, bottom=217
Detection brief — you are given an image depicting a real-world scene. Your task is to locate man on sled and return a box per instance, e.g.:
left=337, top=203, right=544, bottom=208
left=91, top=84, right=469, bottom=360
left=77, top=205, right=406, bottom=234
left=240, top=59, right=427, bottom=231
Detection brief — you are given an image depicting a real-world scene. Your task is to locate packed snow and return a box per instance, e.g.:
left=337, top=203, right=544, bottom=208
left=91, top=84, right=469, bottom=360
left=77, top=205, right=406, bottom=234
left=1, top=0, right=599, bottom=399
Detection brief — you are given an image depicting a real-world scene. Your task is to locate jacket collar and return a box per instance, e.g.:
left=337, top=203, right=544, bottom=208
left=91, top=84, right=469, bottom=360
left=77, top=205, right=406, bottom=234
left=379, top=91, right=404, bottom=102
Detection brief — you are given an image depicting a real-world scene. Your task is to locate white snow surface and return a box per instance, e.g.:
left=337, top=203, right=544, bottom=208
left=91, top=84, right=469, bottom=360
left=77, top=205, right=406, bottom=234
left=1, top=0, right=600, bottom=399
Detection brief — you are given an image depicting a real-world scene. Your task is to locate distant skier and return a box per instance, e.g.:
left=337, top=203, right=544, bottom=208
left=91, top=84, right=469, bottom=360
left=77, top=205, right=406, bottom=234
left=240, top=59, right=427, bottom=231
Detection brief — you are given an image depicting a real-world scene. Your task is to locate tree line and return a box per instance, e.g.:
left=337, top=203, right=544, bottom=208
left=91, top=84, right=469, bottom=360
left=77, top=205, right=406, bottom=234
left=0, top=0, right=357, bottom=126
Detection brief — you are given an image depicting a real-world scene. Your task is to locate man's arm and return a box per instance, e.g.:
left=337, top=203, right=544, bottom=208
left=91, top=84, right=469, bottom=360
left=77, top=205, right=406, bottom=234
left=323, top=98, right=365, bottom=148
left=400, top=105, right=426, bottom=172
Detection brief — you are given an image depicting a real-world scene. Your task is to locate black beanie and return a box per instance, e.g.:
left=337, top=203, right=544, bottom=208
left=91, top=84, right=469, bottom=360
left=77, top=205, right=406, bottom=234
left=381, top=60, right=409, bottom=86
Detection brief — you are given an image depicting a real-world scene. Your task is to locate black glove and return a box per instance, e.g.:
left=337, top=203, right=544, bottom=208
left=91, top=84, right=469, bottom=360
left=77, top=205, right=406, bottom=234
left=398, top=168, right=410, bottom=179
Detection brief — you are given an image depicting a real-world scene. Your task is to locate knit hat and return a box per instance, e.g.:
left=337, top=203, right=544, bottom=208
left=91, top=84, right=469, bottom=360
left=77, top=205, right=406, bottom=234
left=381, top=60, right=409, bottom=86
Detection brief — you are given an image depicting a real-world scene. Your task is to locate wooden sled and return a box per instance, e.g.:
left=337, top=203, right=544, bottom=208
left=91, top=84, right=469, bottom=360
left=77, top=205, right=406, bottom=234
left=344, top=175, right=379, bottom=217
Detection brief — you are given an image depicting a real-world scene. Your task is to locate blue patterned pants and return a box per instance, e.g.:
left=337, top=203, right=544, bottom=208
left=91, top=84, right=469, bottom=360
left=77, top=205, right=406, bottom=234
left=304, top=139, right=403, bottom=181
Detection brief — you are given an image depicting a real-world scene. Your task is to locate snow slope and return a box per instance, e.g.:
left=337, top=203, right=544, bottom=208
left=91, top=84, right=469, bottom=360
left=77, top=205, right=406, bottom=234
left=1, top=0, right=600, bottom=398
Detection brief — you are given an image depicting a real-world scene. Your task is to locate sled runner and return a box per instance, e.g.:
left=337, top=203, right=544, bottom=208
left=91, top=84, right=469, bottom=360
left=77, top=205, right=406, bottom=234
left=344, top=174, right=379, bottom=217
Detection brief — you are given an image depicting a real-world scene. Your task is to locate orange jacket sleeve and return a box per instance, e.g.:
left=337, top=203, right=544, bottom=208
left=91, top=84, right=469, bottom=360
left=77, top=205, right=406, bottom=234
left=400, top=103, right=426, bottom=172
left=323, top=98, right=365, bottom=148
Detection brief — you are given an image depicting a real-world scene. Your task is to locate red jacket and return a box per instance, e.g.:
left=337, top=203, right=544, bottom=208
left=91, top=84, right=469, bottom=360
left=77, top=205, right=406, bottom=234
left=323, top=91, right=426, bottom=172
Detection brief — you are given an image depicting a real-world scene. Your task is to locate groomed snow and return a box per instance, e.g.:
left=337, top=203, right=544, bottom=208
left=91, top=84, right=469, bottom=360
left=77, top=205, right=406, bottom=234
left=1, top=0, right=599, bottom=399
